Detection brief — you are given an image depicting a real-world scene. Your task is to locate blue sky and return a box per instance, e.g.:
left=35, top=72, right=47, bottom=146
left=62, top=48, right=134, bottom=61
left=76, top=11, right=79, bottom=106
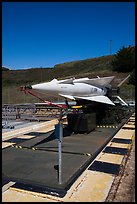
left=2, top=2, right=135, bottom=70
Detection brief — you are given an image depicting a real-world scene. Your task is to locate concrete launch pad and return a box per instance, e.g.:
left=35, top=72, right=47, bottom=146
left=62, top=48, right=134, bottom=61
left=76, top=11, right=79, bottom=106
left=2, top=147, right=89, bottom=197
left=2, top=125, right=120, bottom=197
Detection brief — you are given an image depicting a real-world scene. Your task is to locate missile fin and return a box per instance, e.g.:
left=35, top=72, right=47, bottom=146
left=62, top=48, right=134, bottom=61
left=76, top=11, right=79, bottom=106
left=75, top=95, right=115, bottom=105
left=59, top=94, right=75, bottom=100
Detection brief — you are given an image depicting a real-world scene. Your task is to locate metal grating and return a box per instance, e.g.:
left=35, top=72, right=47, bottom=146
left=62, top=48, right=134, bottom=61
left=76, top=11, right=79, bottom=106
left=103, top=146, right=129, bottom=155
left=88, top=161, right=120, bottom=175
left=122, top=126, right=135, bottom=130
left=111, top=138, right=132, bottom=144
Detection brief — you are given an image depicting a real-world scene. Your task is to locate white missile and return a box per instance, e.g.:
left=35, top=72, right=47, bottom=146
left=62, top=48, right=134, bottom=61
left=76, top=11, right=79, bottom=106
left=21, top=76, right=116, bottom=106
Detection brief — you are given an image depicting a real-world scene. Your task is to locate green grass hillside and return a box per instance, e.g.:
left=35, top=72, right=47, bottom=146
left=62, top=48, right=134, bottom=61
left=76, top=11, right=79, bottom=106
left=2, top=54, right=135, bottom=104
left=2, top=55, right=114, bottom=87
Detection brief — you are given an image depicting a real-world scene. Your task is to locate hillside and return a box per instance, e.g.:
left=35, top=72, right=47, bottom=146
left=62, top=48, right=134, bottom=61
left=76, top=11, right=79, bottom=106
left=2, top=55, right=114, bottom=87
left=2, top=54, right=135, bottom=104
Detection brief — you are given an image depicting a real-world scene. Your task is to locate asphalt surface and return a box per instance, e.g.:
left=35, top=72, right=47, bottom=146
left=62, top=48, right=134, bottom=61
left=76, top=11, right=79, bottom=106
left=2, top=125, right=119, bottom=196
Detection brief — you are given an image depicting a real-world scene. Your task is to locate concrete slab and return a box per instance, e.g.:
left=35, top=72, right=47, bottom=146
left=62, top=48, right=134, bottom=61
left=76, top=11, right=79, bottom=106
left=122, top=124, right=135, bottom=129
left=96, top=153, right=124, bottom=164
left=129, top=117, right=135, bottom=120
left=127, top=122, right=135, bottom=125
left=110, top=142, right=130, bottom=149
left=2, top=142, right=15, bottom=149
left=17, top=135, right=36, bottom=139
left=63, top=171, right=114, bottom=202
left=2, top=189, right=57, bottom=202
left=114, top=129, right=134, bottom=139
left=2, top=119, right=58, bottom=141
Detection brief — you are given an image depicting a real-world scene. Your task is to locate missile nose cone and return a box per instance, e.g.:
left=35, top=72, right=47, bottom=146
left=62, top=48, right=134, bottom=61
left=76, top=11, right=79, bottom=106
left=20, top=85, right=32, bottom=91
left=25, top=84, right=32, bottom=89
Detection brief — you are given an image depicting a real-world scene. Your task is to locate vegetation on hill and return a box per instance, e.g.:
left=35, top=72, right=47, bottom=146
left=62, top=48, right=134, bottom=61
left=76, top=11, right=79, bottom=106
left=111, top=46, right=135, bottom=73
left=2, top=55, right=114, bottom=87
left=2, top=48, right=135, bottom=104
left=128, top=69, right=135, bottom=86
left=111, top=46, right=135, bottom=86
left=54, top=55, right=113, bottom=73
left=2, top=67, right=10, bottom=71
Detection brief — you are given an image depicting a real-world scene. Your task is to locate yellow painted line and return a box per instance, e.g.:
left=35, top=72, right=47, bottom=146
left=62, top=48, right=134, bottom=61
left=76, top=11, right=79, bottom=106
left=96, top=153, right=124, bottom=165
left=72, top=105, right=83, bottom=109
left=96, top=126, right=118, bottom=128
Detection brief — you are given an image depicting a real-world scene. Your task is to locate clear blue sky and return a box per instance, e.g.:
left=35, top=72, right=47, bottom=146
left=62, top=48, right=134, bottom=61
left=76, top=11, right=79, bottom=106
left=2, top=2, right=135, bottom=70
